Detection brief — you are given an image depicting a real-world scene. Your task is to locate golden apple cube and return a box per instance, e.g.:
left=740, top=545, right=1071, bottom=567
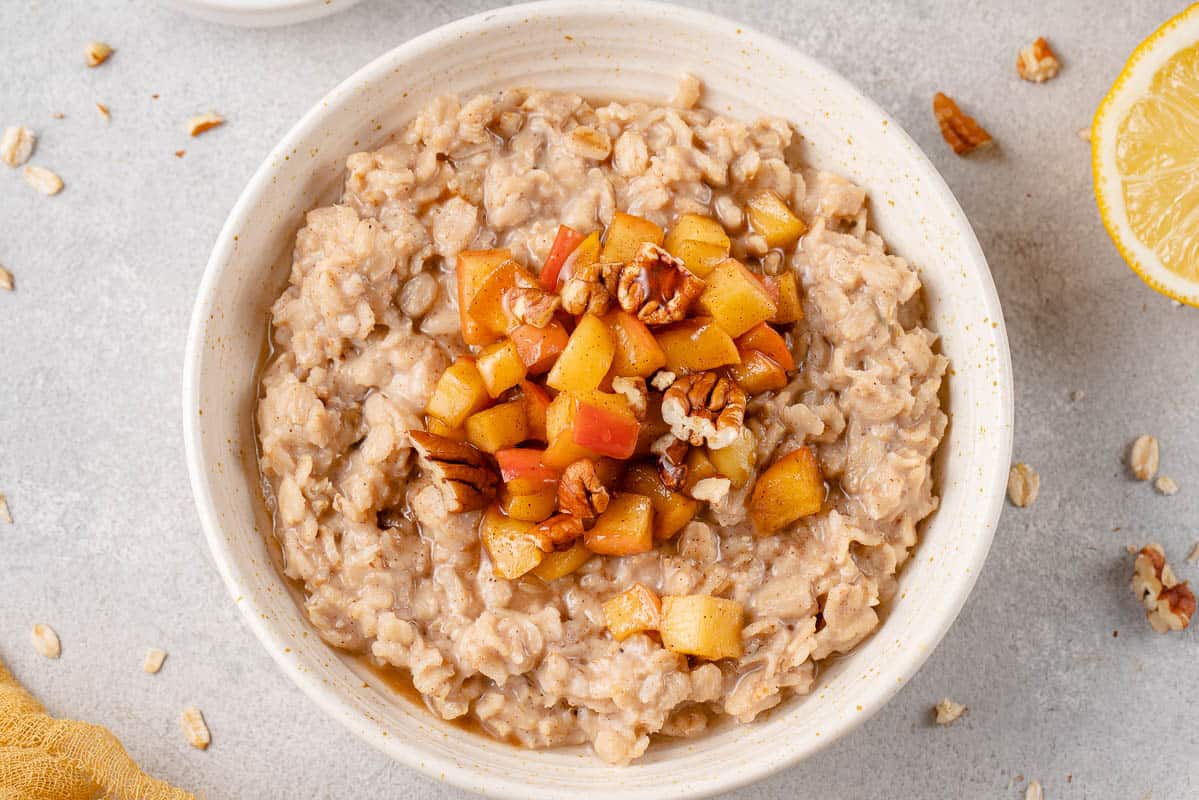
left=476, top=339, right=528, bottom=398
left=600, top=211, right=664, bottom=264
left=425, top=417, right=466, bottom=441
left=660, top=595, right=744, bottom=660
left=748, top=445, right=825, bottom=534
left=622, top=463, right=700, bottom=539
left=426, top=356, right=492, bottom=429
left=603, top=583, right=663, bottom=641
left=605, top=311, right=668, bottom=378
left=532, top=541, right=593, bottom=582
left=584, top=492, right=654, bottom=555
left=655, top=318, right=741, bottom=373
left=708, top=426, right=757, bottom=487
left=500, top=485, right=558, bottom=522
left=767, top=271, right=804, bottom=324
left=663, top=213, right=731, bottom=277
left=696, top=259, right=778, bottom=338
left=480, top=506, right=543, bottom=579
left=546, top=314, right=615, bottom=393
left=746, top=190, right=808, bottom=249
left=464, top=401, right=529, bottom=454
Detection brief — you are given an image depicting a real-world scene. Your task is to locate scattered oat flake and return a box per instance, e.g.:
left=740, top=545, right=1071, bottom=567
left=1026, top=779, right=1044, bottom=800
left=96, top=102, right=110, bottom=121
left=1007, top=463, right=1040, bottom=508
left=175, top=149, right=186, bottom=158
left=0, top=494, right=10, bottom=523
left=0, top=267, right=12, bottom=292
left=186, top=112, right=224, bottom=137
left=1155, top=475, right=1179, bottom=496
left=1070, top=389, right=1085, bottom=402
left=23, top=166, right=63, bottom=195
left=51, top=112, right=65, bottom=120
left=1129, top=434, right=1159, bottom=481
left=934, top=698, right=967, bottom=725
left=180, top=706, right=210, bottom=749
left=1, top=125, right=36, bottom=167
left=84, top=40, right=113, bottom=67
left=1186, top=542, right=1199, bottom=564
left=1017, top=37, right=1060, bottom=83
left=932, top=92, right=993, bottom=155
left=31, top=624, right=61, bottom=659
left=1076, top=127, right=1092, bottom=142
left=142, top=647, right=168, bottom=674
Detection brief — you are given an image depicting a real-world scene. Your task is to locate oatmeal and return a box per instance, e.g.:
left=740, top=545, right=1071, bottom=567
left=256, top=78, right=948, bottom=764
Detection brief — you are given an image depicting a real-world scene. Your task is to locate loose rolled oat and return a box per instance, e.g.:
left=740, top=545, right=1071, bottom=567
left=142, top=647, right=167, bottom=674
left=186, top=112, right=224, bottom=137
left=84, top=41, right=113, bottom=67
left=23, top=166, right=63, bottom=196
left=1154, top=475, right=1178, bottom=496
left=1, top=125, right=36, bottom=167
left=1187, top=542, right=1199, bottom=564
left=934, top=698, right=967, bottom=725
left=1076, top=127, right=1091, bottom=142
left=1025, top=779, right=1044, bottom=800
left=31, top=624, right=61, bottom=659
left=180, top=706, right=210, bottom=749
left=1007, top=463, right=1040, bottom=508
left=96, top=102, right=110, bottom=121
left=1129, top=435, right=1159, bottom=481
left=0, top=493, right=10, bottom=523
left=0, top=267, right=12, bottom=292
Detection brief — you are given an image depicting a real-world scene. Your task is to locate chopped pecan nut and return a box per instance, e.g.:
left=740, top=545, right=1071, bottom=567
left=660, top=372, right=747, bottom=449
left=408, top=430, right=498, bottom=512
left=534, top=513, right=585, bottom=551
left=1017, top=37, right=1060, bottom=83
left=932, top=92, right=993, bottom=155
left=607, top=243, right=705, bottom=325
left=656, top=436, right=690, bottom=491
left=1131, top=543, right=1196, bottom=633
left=559, top=259, right=612, bottom=315
left=505, top=286, right=561, bottom=327
left=611, top=375, right=648, bottom=419
left=559, top=459, right=610, bottom=519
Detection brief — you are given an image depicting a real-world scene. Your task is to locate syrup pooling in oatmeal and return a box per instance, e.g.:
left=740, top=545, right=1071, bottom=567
left=256, top=77, right=948, bottom=764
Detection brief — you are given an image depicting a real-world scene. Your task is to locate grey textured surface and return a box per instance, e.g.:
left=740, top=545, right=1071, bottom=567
left=1, top=1, right=1196, bottom=797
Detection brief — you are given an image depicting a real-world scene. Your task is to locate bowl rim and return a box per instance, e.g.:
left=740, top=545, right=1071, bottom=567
left=183, top=1, right=1013, bottom=796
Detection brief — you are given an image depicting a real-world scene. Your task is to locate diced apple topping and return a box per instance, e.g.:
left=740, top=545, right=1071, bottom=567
left=603, top=583, right=662, bottom=641
left=660, top=595, right=744, bottom=660
left=414, top=209, right=821, bottom=581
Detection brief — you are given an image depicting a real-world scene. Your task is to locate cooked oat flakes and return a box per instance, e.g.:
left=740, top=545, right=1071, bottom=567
left=180, top=706, right=210, bottom=750
left=934, top=697, right=967, bottom=725
left=0, top=125, right=36, bottom=167
left=1129, top=434, right=1159, bottom=481
left=1007, top=463, right=1040, bottom=508
left=22, top=166, right=63, bottom=196
left=31, top=624, right=61, bottom=659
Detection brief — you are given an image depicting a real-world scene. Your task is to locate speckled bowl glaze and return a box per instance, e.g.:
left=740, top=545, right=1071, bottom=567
left=162, top=0, right=361, bottom=27
left=183, top=2, right=1013, bottom=797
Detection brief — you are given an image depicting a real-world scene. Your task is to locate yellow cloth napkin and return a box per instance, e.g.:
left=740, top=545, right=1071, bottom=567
left=0, top=656, right=193, bottom=800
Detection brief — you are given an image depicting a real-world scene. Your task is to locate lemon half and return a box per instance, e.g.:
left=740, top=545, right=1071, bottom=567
left=1093, top=3, right=1199, bottom=307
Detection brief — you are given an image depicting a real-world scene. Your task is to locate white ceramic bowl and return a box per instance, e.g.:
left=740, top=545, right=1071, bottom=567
left=162, top=0, right=361, bottom=27
left=183, top=2, right=1013, bottom=797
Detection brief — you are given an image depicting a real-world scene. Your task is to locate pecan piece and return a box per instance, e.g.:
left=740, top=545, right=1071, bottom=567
left=660, top=372, right=746, bottom=449
left=932, top=92, right=993, bottom=156
left=534, top=513, right=585, bottom=551
left=1131, top=543, right=1196, bottom=633
left=559, top=459, right=610, bottom=519
left=611, top=375, right=648, bottom=420
left=408, top=430, right=498, bottom=512
left=606, top=243, right=705, bottom=325
left=559, top=259, right=613, bottom=315
left=655, top=436, right=690, bottom=491
left=1017, top=37, right=1060, bottom=83
left=505, top=286, right=561, bottom=328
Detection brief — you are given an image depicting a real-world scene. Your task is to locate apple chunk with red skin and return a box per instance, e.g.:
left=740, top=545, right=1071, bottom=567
left=571, top=400, right=640, bottom=459
left=495, top=448, right=559, bottom=496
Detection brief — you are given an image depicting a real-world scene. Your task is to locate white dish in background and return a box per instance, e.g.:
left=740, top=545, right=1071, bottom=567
left=163, top=0, right=361, bottom=27
left=182, top=2, right=1013, bottom=797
